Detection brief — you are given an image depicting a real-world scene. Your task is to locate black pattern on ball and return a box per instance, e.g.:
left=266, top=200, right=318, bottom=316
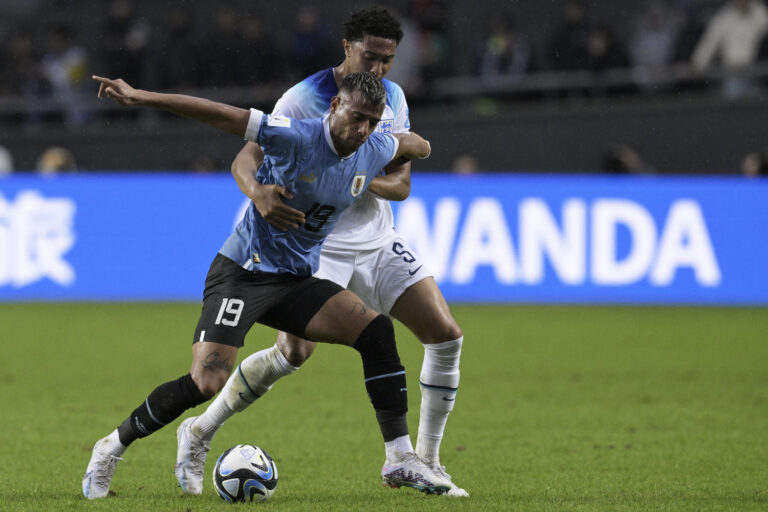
left=212, top=444, right=278, bottom=503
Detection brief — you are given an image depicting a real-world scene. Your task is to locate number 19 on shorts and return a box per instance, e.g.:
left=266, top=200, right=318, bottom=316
left=215, top=298, right=244, bottom=327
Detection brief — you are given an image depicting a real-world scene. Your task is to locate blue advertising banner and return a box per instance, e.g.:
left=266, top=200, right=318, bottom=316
left=1, top=173, right=766, bottom=304
left=395, top=174, right=768, bottom=305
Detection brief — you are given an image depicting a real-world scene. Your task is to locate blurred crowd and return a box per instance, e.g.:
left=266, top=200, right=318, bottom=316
left=2, top=0, right=768, bottom=120
left=493, top=0, right=768, bottom=98
left=1, top=0, right=768, bottom=176
left=0, top=0, right=457, bottom=123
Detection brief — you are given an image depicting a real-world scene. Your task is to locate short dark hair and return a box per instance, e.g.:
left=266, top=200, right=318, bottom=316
left=343, top=7, right=403, bottom=44
left=339, top=72, right=386, bottom=108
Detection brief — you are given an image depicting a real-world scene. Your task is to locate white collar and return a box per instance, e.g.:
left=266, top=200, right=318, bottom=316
left=323, top=113, right=356, bottom=160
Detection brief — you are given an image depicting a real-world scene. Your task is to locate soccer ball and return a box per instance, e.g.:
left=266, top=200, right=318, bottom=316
left=212, top=444, right=278, bottom=503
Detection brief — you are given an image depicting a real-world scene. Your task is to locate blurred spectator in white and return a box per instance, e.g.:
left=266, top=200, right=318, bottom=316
left=39, top=26, right=89, bottom=125
left=547, top=0, right=590, bottom=71
left=290, top=5, right=334, bottom=78
left=629, top=1, right=682, bottom=88
left=100, top=0, right=151, bottom=82
left=479, top=17, right=532, bottom=83
left=452, top=153, right=479, bottom=175
left=0, top=145, right=14, bottom=175
left=692, top=0, right=768, bottom=97
left=36, top=146, right=77, bottom=174
left=741, top=151, right=768, bottom=177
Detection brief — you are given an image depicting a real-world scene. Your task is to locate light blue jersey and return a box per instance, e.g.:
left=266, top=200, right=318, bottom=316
left=273, top=69, right=411, bottom=251
left=219, top=109, right=399, bottom=276
left=273, top=68, right=410, bottom=134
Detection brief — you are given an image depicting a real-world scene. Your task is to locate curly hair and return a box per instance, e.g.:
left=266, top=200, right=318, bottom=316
left=343, top=7, right=403, bottom=44
left=339, top=72, right=386, bottom=108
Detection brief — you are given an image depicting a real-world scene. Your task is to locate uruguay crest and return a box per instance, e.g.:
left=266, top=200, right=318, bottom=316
left=351, top=174, right=366, bottom=197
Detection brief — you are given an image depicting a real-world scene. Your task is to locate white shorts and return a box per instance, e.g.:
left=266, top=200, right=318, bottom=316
left=314, top=233, right=433, bottom=315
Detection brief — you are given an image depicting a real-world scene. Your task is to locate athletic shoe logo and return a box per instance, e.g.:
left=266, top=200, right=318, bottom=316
left=442, top=396, right=455, bottom=401
left=408, top=265, right=422, bottom=276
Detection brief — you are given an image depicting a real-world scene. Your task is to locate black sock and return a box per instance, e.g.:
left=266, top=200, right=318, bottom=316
left=353, top=315, right=409, bottom=442
left=117, top=373, right=207, bottom=447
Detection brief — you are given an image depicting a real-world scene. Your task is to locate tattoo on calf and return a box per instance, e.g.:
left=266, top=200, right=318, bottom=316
left=202, top=352, right=233, bottom=373
left=348, top=302, right=367, bottom=316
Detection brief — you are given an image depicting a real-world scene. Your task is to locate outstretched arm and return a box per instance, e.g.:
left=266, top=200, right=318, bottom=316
left=92, top=75, right=250, bottom=137
left=367, top=157, right=411, bottom=201
left=393, top=132, right=431, bottom=161
left=231, top=142, right=306, bottom=230
left=367, top=134, right=428, bottom=202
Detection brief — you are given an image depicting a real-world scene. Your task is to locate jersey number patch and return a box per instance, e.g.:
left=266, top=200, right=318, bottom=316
left=215, top=298, right=244, bottom=326
left=303, top=202, right=336, bottom=232
left=392, top=242, right=416, bottom=263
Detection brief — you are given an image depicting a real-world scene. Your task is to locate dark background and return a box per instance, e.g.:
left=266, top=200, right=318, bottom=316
left=1, top=0, right=767, bottom=174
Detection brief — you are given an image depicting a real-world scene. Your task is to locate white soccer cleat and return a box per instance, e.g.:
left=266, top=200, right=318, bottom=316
left=175, top=416, right=210, bottom=495
left=82, top=437, right=123, bottom=499
left=381, top=453, right=452, bottom=495
left=429, top=463, right=469, bottom=497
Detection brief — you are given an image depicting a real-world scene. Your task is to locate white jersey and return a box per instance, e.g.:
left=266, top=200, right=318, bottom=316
left=272, top=67, right=411, bottom=250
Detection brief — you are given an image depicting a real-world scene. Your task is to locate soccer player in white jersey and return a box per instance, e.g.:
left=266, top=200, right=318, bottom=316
left=175, top=7, right=467, bottom=497
left=83, top=72, right=452, bottom=498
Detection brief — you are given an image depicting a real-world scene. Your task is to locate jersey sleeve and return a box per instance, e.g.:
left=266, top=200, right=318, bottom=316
left=387, top=82, right=411, bottom=134
left=243, top=108, right=303, bottom=159
left=272, top=81, right=330, bottom=120
left=369, top=132, right=399, bottom=170
left=272, top=86, right=310, bottom=119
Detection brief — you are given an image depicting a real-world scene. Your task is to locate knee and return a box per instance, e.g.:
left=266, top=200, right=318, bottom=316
left=191, top=371, right=228, bottom=399
left=355, top=315, right=398, bottom=356
left=421, top=320, right=463, bottom=345
left=277, top=332, right=315, bottom=367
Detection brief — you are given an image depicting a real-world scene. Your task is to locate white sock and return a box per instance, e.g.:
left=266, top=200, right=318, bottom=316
left=416, top=337, right=462, bottom=465
left=104, top=429, right=127, bottom=456
left=385, top=435, right=414, bottom=463
left=193, top=344, right=298, bottom=439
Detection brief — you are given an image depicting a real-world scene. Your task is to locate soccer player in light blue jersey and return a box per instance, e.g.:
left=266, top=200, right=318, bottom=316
left=83, top=72, right=452, bottom=498
left=182, top=7, right=468, bottom=498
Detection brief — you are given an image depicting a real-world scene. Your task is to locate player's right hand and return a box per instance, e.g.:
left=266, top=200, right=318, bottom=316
left=92, top=75, right=141, bottom=106
left=252, top=185, right=305, bottom=231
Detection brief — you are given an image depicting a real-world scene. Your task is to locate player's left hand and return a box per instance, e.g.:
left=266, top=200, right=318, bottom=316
left=92, top=75, right=141, bottom=106
left=252, top=184, right=305, bottom=231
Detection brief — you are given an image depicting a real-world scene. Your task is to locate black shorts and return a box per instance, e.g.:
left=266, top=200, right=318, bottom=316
left=193, top=253, right=344, bottom=347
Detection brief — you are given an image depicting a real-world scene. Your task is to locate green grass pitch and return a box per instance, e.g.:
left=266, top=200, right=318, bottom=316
left=0, top=303, right=766, bottom=511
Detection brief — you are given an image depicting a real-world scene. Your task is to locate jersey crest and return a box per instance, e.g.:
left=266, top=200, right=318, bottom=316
left=351, top=174, right=366, bottom=197
left=378, top=119, right=394, bottom=133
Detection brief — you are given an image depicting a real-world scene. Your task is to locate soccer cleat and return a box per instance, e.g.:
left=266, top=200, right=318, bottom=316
left=175, top=416, right=210, bottom=495
left=429, top=463, right=469, bottom=497
left=381, top=453, right=452, bottom=495
left=82, top=437, right=123, bottom=499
